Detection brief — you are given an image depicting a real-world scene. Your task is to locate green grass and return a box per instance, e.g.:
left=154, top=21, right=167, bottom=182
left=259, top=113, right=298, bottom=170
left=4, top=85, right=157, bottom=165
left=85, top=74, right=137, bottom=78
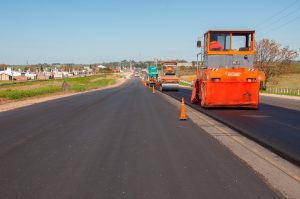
left=263, top=73, right=300, bottom=97
left=0, top=80, right=44, bottom=87
left=0, top=86, right=62, bottom=100
left=64, top=76, right=116, bottom=91
left=0, top=81, right=13, bottom=85
left=0, top=75, right=118, bottom=100
left=179, top=81, right=192, bottom=87
left=267, top=73, right=300, bottom=89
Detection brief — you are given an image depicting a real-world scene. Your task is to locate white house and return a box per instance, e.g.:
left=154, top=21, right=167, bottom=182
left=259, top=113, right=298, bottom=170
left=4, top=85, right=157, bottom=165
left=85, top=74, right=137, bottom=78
left=25, top=72, right=37, bottom=80
left=0, top=67, right=21, bottom=77
left=97, top=65, right=107, bottom=69
left=177, top=63, right=193, bottom=67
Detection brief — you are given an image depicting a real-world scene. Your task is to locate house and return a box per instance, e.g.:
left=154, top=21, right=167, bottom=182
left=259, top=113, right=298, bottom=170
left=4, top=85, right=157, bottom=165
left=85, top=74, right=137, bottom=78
left=25, top=72, right=37, bottom=80
left=97, top=65, right=107, bottom=69
left=83, top=66, right=93, bottom=73
left=15, top=76, right=27, bottom=81
left=177, top=62, right=193, bottom=67
left=0, top=73, right=10, bottom=81
left=37, top=72, right=56, bottom=80
left=0, top=67, right=22, bottom=81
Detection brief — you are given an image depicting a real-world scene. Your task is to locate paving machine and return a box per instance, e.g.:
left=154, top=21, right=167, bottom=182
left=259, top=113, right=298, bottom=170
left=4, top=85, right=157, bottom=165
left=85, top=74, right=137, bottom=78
left=191, top=30, right=265, bottom=109
left=158, top=63, right=179, bottom=91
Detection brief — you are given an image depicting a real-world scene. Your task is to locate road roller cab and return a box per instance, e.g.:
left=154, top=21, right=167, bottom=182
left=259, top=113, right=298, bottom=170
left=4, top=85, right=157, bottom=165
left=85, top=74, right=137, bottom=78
left=191, top=30, right=265, bottom=109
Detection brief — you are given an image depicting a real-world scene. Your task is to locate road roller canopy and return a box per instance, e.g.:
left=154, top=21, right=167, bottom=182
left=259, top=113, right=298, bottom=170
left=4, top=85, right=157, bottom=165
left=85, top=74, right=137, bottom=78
left=204, top=30, right=255, bottom=55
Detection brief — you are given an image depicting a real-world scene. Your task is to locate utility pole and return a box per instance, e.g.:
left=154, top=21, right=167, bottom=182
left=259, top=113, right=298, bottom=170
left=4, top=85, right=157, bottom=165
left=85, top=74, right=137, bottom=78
left=130, top=60, right=132, bottom=71
left=11, top=69, right=13, bottom=83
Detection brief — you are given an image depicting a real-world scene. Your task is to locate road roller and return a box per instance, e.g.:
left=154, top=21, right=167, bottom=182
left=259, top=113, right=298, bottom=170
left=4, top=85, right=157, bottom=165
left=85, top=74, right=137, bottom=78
left=191, top=30, right=265, bottom=109
left=157, top=61, right=179, bottom=91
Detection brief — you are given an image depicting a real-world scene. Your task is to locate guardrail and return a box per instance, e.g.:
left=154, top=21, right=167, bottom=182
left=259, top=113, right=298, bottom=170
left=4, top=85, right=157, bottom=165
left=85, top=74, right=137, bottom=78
left=265, top=88, right=300, bottom=96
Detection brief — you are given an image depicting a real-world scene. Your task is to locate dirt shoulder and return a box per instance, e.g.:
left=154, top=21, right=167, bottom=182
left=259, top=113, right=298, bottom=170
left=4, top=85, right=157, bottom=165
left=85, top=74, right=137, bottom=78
left=0, top=75, right=130, bottom=113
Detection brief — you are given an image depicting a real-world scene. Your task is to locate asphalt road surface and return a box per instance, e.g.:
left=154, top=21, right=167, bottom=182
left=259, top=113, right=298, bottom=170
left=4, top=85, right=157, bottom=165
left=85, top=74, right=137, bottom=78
left=0, top=78, right=280, bottom=199
left=164, top=87, right=300, bottom=166
left=260, top=95, right=300, bottom=111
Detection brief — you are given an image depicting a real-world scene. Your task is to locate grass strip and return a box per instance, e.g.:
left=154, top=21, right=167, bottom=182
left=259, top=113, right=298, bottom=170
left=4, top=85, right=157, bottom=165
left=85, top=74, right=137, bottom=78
left=179, top=81, right=192, bottom=87
left=0, top=86, right=61, bottom=100
left=0, top=75, right=117, bottom=100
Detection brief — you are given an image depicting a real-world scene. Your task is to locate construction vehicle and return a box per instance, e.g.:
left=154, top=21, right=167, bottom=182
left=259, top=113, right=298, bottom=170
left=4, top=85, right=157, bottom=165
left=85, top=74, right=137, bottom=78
left=134, top=71, right=140, bottom=77
left=146, top=65, right=158, bottom=86
left=191, top=30, right=265, bottom=109
left=157, top=62, right=179, bottom=91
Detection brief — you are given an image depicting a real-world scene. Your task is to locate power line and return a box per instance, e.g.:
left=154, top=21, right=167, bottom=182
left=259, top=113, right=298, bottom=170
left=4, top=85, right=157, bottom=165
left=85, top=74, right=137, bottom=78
left=254, top=0, right=299, bottom=29
left=259, top=15, right=300, bottom=38
left=258, top=6, right=300, bottom=33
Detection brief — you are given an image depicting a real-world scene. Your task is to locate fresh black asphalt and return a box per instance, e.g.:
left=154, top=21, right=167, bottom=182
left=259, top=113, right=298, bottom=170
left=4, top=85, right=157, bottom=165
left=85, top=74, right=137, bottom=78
left=165, top=87, right=300, bottom=166
left=0, top=78, right=280, bottom=199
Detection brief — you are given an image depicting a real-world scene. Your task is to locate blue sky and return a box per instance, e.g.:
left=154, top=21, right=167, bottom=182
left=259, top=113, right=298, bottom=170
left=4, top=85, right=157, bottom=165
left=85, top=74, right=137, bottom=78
left=0, top=0, right=299, bottom=64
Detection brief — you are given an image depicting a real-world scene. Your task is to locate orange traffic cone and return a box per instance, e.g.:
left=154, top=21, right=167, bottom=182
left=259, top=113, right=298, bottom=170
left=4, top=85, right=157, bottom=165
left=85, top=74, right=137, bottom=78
left=152, top=86, right=155, bottom=94
left=180, top=97, right=187, bottom=120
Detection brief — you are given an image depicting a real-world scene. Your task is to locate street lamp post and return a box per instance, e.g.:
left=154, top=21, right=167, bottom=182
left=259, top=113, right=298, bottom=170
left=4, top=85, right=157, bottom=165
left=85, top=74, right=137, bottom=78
left=196, top=37, right=203, bottom=70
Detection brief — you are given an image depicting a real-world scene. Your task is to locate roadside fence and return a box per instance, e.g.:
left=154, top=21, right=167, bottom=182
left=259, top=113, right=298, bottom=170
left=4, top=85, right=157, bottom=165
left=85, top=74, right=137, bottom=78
left=265, top=87, right=300, bottom=96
